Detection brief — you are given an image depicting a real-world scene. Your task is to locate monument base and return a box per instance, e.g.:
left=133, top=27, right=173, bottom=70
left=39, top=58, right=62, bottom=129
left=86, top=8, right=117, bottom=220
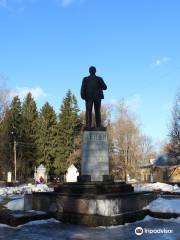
left=56, top=209, right=148, bottom=226
left=54, top=181, right=133, bottom=195
left=28, top=181, right=157, bottom=226
left=25, top=127, right=158, bottom=226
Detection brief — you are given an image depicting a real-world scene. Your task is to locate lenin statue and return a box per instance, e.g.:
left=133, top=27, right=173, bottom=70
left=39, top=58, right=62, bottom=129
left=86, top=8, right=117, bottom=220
left=81, top=66, right=107, bottom=128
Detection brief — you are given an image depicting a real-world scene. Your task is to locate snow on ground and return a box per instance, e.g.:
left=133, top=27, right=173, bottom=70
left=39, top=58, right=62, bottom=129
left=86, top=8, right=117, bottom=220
left=134, top=182, right=180, bottom=193
left=5, top=197, right=24, bottom=211
left=23, top=218, right=60, bottom=226
left=0, top=218, right=60, bottom=229
left=144, top=197, right=180, bottom=214
left=0, top=215, right=180, bottom=229
left=0, top=216, right=179, bottom=240
left=0, top=183, right=53, bottom=198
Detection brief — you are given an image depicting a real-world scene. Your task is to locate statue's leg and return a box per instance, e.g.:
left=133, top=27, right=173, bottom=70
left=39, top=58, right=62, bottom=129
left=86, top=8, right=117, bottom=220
left=86, top=100, right=93, bottom=127
left=94, top=99, right=101, bottom=127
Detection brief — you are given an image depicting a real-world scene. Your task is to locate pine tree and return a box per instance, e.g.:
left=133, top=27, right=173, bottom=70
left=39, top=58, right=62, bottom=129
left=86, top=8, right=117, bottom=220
left=0, top=96, right=22, bottom=179
left=54, top=90, right=81, bottom=175
left=0, top=109, right=13, bottom=176
left=20, top=93, right=38, bottom=178
left=37, top=102, right=58, bottom=175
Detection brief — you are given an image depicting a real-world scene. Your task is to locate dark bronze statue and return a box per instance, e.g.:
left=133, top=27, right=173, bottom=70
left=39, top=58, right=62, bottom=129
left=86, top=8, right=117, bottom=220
left=81, top=66, right=107, bottom=128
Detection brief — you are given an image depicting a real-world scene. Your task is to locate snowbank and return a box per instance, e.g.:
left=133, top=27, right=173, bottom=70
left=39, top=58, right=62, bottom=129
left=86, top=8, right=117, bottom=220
left=31, top=183, right=54, bottom=193
left=5, top=197, right=24, bottom=211
left=23, top=218, right=60, bottom=226
left=0, top=218, right=60, bottom=229
left=145, top=197, right=180, bottom=214
left=0, top=184, right=53, bottom=197
left=134, top=182, right=180, bottom=193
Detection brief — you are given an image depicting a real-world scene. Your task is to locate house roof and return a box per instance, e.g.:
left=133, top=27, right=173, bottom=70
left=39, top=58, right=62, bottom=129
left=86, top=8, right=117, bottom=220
left=140, top=163, right=153, bottom=168
left=154, top=154, right=180, bottom=167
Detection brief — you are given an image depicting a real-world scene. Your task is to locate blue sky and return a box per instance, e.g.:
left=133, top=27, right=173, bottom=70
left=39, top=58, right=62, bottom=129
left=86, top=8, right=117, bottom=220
left=0, top=0, right=180, bottom=143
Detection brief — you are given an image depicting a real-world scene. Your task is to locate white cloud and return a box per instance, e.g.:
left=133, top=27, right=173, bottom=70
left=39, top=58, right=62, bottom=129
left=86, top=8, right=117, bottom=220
left=153, top=56, right=171, bottom=67
left=9, top=87, right=47, bottom=100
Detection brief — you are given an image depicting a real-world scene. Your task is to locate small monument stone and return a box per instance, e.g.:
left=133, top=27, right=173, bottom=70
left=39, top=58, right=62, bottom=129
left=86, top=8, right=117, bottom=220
left=7, top=172, right=12, bottom=183
left=34, top=164, right=47, bottom=183
left=66, top=164, right=79, bottom=182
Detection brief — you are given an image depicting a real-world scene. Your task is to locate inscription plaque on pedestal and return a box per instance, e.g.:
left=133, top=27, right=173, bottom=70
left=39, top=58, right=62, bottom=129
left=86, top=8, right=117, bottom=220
left=81, top=131, right=109, bottom=181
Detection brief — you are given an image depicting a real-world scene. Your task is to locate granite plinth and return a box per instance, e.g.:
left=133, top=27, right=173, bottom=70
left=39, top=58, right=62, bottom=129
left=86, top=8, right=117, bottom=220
left=0, top=207, right=52, bottom=226
left=23, top=126, right=159, bottom=227
left=81, top=130, right=109, bottom=181
left=30, top=190, right=157, bottom=226
left=54, top=182, right=133, bottom=196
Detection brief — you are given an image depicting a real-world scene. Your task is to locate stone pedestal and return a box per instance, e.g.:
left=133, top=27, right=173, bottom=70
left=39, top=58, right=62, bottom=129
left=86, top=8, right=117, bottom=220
left=31, top=190, right=158, bottom=226
left=27, top=127, right=155, bottom=227
left=81, top=130, right=109, bottom=181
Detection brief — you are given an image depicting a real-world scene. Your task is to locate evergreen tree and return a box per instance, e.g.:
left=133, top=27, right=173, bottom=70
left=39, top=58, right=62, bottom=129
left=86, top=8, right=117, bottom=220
left=0, top=96, right=22, bottom=179
left=20, top=93, right=38, bottom=178
left=54, top=90, right=81, bottom=175
left=37, top=102, right=58, bottom=175
left=0, top=109, right=12, bottom=177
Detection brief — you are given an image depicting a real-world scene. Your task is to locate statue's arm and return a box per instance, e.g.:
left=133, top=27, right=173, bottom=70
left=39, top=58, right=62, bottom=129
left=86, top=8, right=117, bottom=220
left=81, top=78, right=86, bottom=99
left=99, top=77, right=107, bottom=90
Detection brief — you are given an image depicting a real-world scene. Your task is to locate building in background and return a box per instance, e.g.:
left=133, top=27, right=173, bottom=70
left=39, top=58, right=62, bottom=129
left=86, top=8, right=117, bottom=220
left=140, top=154, right=180, bottom=183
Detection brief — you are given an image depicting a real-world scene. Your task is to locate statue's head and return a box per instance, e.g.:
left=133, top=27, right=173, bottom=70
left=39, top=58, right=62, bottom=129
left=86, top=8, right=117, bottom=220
left=89, top=66, right=96, bottom=75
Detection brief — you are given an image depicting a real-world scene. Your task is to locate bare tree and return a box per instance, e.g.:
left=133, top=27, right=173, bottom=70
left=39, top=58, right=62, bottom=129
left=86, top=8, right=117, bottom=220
left=112, top=100, right=155, bottom=180
left=112, top=100, right=139, bottom=179
left=138, top=135, right=156, bottom=165
left=167, top=91, right=180, bottom=156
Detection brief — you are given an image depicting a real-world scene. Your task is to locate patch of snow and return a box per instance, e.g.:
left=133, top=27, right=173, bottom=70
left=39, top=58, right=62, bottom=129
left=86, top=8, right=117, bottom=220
left=23, top=218, right=60, bottom=226
left=26, top=210, right=46, bottom=214
left=5, top=197, right=24, bottom=211
left=144, top=197, right=180, bottom=214
left=30, top=183, right=53, bottom=192
left=153, top=216, right=180, bottom=223
left=97, top=215, right=180, bottom=229
left=0, top=218, right=60, bottom=229
left=134, top=182, right=180, bottom=193
left=98, top=216, right=158, bottom=229
left=0, top=183, right=53, bottom=198
left=0, top=223, right=18, bottom=229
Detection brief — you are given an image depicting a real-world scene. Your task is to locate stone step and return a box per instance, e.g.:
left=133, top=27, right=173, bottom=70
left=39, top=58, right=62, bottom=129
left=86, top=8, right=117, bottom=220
left=56, top=209, right=148, bottom=226
left=0, top=209, right=53, bottom=226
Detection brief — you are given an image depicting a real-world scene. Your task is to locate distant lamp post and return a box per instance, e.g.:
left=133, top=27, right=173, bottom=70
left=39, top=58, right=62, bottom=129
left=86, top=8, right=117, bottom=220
left=11, top=127, right=17, bottom=182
